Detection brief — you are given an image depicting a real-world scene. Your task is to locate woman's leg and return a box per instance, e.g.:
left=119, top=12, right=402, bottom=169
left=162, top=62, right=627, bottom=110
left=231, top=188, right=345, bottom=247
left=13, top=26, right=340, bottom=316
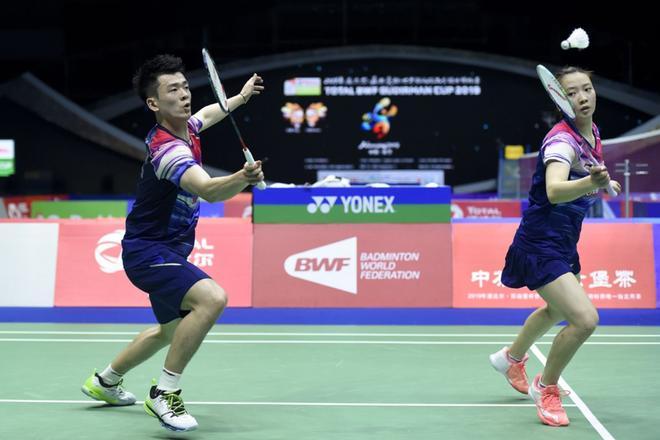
left=536, top=272, right=599, bottom=384
left=509, top=304, right=564, bottom=359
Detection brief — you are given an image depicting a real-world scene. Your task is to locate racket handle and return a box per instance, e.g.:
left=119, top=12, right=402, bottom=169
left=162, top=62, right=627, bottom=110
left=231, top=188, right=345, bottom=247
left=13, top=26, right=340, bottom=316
left=243, top=148, right=267, bottom=190
left=606, top=181, right=618, bottom=196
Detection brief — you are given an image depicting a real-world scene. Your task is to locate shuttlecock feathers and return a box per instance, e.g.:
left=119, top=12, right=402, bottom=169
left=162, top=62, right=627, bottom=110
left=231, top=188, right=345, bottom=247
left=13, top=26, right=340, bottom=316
left=561, top=28, right=589, bottom=50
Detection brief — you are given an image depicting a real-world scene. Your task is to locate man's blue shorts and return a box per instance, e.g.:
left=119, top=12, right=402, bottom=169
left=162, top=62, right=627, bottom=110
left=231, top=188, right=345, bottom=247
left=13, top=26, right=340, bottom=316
left=124, top=249, right=210, bottom=324
left=501, top=245, right=581, bottom=291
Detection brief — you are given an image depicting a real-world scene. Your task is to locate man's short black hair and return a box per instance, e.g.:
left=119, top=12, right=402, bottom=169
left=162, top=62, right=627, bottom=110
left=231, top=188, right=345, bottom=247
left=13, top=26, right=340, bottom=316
left=132, top=54, right=186, bottom=101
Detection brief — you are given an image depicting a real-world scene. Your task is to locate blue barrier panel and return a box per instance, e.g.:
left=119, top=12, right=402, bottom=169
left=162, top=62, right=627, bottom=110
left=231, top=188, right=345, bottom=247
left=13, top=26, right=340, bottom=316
left=127, top=199, right=224, bottom=217
left=1, top=307, right=659, bottom=325
left=253, top=185, right=451, bottom=223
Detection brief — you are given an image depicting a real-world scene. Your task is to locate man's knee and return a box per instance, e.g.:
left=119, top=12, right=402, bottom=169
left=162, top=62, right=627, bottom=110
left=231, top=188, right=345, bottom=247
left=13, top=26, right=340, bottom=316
left=207, top=285, right=228, bottom=315
left=183, top=280, right=226, bottom=308
left=184, top=280, right=227, bottom=318
left=156, top=320, right=179, bottom=343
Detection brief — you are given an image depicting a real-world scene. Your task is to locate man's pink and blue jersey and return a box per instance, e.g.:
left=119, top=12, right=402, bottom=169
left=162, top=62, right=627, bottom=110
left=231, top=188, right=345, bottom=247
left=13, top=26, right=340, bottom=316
left=122, top=117, right=204, bottom=269
left=502, top=120, right=602, bottom=290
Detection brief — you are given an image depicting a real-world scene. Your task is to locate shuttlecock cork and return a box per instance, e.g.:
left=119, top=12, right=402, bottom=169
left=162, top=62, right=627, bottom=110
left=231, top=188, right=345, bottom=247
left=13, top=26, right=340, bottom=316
left=561, top=28, right=589, bottom=50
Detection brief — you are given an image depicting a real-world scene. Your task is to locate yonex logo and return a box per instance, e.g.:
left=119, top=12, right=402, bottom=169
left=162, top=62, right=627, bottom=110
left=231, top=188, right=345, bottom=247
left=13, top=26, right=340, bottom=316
left=284, top=237, right=357, bottom=294
left=306, top=196, right=338, bottom=214
left=307, top=196, right=395, bottom=215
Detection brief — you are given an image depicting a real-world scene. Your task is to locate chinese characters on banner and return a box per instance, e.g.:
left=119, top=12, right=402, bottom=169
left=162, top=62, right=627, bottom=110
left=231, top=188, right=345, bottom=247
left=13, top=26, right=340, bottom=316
left=452, top=223, right=656, bottom=308
left=54, top=218, right=253, bottom=307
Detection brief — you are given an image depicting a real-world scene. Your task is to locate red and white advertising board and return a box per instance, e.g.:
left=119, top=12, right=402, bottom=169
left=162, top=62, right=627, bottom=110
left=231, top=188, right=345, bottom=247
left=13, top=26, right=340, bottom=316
left=54, top=218, right=253, bottom=307
left=223, top=192, right=252, bottom=218
left=450, top=200, right=521, bottom=219
left=253, top=224, right=452, bottom=307
left=452, top=223, right=657, bottom=308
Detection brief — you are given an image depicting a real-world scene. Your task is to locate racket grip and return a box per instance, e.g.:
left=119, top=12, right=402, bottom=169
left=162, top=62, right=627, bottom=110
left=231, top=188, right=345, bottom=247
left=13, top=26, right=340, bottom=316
left=606, top=181, right=618, bottom=196
left=243, top=148, right=267, bottom=190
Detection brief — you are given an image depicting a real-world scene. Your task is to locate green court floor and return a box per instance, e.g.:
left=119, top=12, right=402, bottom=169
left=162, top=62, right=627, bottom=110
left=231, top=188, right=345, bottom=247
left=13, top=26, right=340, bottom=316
left=1, top=324, right=657, bottom=439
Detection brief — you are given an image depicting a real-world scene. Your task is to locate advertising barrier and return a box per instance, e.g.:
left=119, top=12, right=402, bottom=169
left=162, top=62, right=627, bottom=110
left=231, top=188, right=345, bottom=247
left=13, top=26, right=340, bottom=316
left=0, top=222, right=59, bottom=306
left=253, top=186, right=451, bottom=224
left=1, top=217, right=658, bottom=316
left=224, top=192, right=253, bottom=218
left=54, top=218, right=253, bottom=307
left=451, top=199, right=521, bottom=219
left=2, top=195, right=69, bottom=218
left=452, top=222, right=657, bottom=308
left=253, top=224, right=452, bottom=307
left=32, top=200, right=128, bottom=219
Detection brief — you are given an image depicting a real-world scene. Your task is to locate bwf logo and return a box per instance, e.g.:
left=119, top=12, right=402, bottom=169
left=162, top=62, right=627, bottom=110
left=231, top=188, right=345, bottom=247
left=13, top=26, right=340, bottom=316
left=306, top=196, right=338, bottom=214
left=284, top=237, right=357, bottom=294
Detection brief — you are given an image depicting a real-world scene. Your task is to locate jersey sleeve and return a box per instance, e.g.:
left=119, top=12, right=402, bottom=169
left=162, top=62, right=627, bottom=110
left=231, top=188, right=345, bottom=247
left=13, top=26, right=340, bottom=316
left=150, top=140, right=197, bottom=186
left=542, top=134, right=577, bottom=167
left=188, top=115, right=203, bottom=134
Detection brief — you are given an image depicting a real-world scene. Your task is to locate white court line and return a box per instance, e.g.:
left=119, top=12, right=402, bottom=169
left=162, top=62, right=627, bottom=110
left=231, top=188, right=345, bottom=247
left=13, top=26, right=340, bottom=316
left=0, top=338, right=510, bottom=344
left=530, top=345, right=615, bottom=440
left=0, top=399, right=576, bottom=408
left=0, top=330, right=658, bottom=337
left=0, top=338, right=658, bottom=345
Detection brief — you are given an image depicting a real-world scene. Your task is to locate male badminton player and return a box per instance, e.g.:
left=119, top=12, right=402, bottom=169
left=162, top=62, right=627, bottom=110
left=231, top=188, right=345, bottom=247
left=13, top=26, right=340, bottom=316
left=489, top=67, right=621, bottom=426
left=81, top=54, right=264, bottom=432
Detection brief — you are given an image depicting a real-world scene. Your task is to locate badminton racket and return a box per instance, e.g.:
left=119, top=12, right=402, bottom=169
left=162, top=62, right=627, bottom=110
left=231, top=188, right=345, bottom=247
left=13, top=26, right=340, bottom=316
left=202, top=48, right=266, bottom=189
left=536, top=64, right=617, bottom=196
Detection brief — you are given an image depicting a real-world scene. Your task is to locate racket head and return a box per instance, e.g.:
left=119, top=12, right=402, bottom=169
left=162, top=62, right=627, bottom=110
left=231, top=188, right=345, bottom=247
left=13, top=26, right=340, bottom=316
left=202, top=48, right=229, bottom=112
left=536, top=64, right=576, bottom=120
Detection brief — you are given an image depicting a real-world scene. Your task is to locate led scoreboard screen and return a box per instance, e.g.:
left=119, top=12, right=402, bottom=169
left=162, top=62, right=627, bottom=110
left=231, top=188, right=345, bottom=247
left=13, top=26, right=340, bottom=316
left=113, top=57, right=648, bottom=187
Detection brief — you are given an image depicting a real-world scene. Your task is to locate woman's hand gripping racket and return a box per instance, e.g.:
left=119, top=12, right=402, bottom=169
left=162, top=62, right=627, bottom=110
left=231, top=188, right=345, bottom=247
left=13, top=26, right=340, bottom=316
left=202, top=48, right=266, bottom=189
left=536, top=65, right=618, bottom=196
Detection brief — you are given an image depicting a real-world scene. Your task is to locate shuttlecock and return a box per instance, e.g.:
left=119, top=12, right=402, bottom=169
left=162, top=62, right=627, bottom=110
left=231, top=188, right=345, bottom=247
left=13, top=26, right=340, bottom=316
left=561, top=28, right=589, bottom=50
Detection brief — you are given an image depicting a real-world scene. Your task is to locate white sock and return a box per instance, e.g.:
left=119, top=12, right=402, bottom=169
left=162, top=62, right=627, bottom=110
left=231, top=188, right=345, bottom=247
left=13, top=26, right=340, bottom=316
left=158, top=367, right=181, bottom=392
left=507, top=352, right=522, bottom=363
left=98, top=364, right=123, bottom=386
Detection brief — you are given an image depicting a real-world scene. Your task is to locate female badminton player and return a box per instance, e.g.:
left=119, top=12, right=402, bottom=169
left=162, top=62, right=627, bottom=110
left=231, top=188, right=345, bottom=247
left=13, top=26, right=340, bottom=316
left=489, top=66, right=621, bottom=427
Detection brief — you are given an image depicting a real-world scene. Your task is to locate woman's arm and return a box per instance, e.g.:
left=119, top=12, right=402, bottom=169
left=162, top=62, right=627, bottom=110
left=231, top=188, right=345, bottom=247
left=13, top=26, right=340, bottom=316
left=545, top=161, right=611, bottom=204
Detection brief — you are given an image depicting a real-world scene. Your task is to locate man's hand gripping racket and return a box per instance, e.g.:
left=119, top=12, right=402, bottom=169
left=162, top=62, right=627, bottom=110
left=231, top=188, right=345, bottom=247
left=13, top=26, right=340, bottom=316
left=202, top=48, right=266, bottom=189
left=536, top=65, right=618, bottom=196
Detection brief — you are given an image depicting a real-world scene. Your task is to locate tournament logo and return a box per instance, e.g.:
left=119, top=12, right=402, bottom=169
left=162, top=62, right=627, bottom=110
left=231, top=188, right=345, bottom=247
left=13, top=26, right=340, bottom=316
left=361, top=97, right=398, bottom=139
